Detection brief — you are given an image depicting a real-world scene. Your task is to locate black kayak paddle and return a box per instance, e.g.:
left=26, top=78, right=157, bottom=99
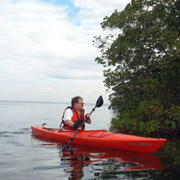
left=62, top=95, right=104, bottom=149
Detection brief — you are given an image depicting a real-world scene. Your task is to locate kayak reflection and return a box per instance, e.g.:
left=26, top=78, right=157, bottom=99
left=59, top=145, right=164, bottom=179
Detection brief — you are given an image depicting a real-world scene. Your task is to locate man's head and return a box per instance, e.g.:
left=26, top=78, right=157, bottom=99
left=71, top=96, right=84, bottom=110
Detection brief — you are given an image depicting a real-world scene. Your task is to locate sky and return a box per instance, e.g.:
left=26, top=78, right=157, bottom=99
left=0, top=0, right=131, bottom=103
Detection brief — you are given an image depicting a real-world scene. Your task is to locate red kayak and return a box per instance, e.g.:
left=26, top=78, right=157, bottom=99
left=31, top=126, right=167, bottom=153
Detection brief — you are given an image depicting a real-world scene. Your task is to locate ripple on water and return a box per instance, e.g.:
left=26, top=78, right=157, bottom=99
left=0, top=128, right=30, bottom=137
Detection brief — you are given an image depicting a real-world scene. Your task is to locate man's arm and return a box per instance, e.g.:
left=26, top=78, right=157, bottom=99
left=65, top=120, right=75, bottom=127
left=85, top=113, right=91, bottom=124
left=64, top=109, right=74, bottom=127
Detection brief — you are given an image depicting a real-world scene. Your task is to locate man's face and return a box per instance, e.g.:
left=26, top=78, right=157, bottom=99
left=76, top=98, right=84, bottom=110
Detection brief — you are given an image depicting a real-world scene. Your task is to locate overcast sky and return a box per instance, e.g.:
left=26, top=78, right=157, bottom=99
left=0, top=0, right=131, bottom=103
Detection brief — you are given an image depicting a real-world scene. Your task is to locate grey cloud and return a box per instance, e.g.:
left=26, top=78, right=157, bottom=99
left=0, top=0, right=129, bottom=102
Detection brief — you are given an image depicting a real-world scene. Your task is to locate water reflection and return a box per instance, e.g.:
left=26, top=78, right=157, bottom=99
left=32, top=135, right=164, bottom=180
left=59, top=146, right=164, bottom=180
left=60, top=149, right=86, bottom=179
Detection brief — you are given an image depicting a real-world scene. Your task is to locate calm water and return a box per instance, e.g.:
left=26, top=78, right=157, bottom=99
left=0, top=100, right=180, bottom=180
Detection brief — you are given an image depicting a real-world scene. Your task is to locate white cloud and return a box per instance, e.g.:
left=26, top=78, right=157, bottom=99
left=0, top=0, right=130, bottom=103
left=73, top=0, right=131, bottom=33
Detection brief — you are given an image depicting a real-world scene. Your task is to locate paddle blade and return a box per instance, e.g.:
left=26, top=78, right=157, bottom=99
left=96, top=95, right=103, bottom=108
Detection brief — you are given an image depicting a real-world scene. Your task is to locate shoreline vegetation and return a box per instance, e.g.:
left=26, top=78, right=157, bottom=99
left=94, top=0, right=180, bottom=137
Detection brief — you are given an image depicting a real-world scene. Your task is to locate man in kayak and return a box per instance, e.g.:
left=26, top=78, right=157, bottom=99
left=61, top=96, right=91, bottom=130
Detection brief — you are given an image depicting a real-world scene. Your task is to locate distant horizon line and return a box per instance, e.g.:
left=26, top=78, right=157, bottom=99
left=0, top=99, right=109, bottom=105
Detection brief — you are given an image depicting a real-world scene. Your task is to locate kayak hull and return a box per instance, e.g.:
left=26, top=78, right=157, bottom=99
left=31, top=126, right=167, bottom=153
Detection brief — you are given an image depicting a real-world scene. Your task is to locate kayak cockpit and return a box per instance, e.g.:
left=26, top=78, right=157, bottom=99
left=41, top=127, right=107, bottom=133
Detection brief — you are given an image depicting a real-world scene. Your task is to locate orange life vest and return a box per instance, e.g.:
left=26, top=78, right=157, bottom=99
left=62, top=106, right=85, bottom=130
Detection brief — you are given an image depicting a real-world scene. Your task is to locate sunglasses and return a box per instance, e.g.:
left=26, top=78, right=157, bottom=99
left=79, top=103, right=84, bottom=105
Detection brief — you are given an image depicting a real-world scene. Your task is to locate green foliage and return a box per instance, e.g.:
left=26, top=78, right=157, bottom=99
left=94, top=0, right=180, bottom=137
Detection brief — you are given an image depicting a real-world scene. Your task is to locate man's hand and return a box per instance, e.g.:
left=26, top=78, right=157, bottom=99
left=85, top=114, right=90, bottom=120
left=85, top=114, right=91, bottom=124
left=73, top=120, right=83, bottom=129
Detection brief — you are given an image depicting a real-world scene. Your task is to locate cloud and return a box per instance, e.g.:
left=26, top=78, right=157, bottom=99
left=0, top=0, right=130, bottom=102
left=73, top=0, right=131, bottom=33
